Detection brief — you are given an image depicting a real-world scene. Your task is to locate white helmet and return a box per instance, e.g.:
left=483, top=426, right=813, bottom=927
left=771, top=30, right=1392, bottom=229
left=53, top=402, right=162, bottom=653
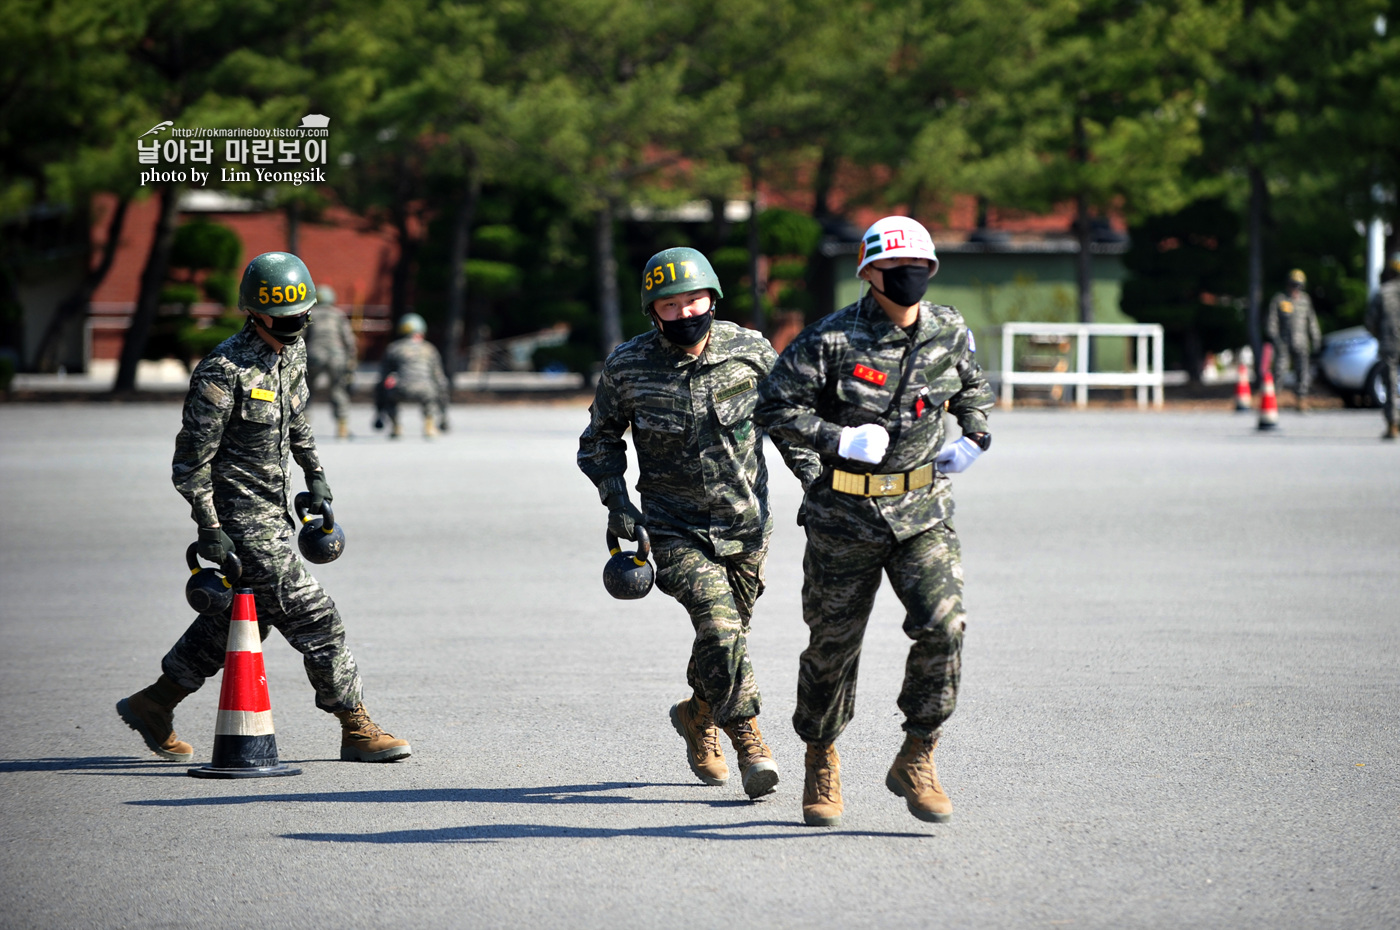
left=856, top=216, right=939, bottom=277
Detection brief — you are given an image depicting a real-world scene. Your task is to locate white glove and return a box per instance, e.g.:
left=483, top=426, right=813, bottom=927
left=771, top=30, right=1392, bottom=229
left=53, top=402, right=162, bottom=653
left=934, top=436, right=983, bottom=474
left=838, top=424, right=890, bottom=464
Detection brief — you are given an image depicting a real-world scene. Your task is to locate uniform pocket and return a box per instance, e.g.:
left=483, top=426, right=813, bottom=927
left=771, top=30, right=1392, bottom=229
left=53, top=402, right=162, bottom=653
left=241, top=388, right=280, bottom=425
left=835, top=364, right=895, bottom=417
left=714, top=379, right=757, bottom=428
left=633, top=399, right=690, bottom=458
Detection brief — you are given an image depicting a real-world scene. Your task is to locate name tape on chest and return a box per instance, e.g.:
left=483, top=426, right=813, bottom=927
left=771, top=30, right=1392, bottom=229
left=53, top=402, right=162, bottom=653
left=851, top=364, right=888, bottom=386
left=250, top=388, right=277, bottom=402
left=1280, top=301, right=1293, bottom=314
left=714, top=378, right=756, bottom=402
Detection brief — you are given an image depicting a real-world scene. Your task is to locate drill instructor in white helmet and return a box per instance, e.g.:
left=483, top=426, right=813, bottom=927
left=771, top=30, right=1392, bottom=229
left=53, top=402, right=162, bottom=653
left=755, top=216, right=994, bottom=827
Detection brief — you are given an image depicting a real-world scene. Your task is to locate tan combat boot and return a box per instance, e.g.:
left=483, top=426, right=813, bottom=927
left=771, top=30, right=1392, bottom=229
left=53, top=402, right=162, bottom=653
left=116, top=674, right=194, bottom=761
left=723, top=717, right=779, bottom=798
left=669, top=694, right=729, bottom=786
left=802, top=741, right=843, bottom=826
left=336, top=418, right=350, bottom=439
left=334, top=703, right=412, bottom=762
left=1384, top=423, right=1398, bottom=440
left=424, top=417, right=438, bottom=439
left=886, top=733, right=953, bottom=823
left=390, top=419, right=402, bottom=439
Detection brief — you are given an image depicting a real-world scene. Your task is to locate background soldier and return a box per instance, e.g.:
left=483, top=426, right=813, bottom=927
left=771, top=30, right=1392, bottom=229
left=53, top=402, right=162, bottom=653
left=116, top=252, right=411, bottom=764
left=578, top=247, right=821, bottom=800
left=376, top=313, right=450, bottom=439
left=1264, top=269, right=1322, bottom=411
left=1365, top=258, right=1400, bottom=440
left=304, top=285, right=359, bottom=439
left=755, top=216, right=994, bottom=827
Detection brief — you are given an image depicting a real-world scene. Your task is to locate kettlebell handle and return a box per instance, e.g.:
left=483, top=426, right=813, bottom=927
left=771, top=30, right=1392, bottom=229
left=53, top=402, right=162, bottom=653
left=605, top=525, right=651, bottom=563
left=185, top=542, right=243, bottom=586
left=294, top=491, right=336, bottom=532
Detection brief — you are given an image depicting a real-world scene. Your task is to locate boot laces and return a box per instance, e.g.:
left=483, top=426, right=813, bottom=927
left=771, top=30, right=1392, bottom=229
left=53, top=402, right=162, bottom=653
left=694, top=708, right=722, bottom=757
left=810, top=747, right=839, bottom=799
left=729, top=720, right=763, bottom=758
left=905, top=738, right=938, bottom=790
left=345, top=706, right=386, bottom=739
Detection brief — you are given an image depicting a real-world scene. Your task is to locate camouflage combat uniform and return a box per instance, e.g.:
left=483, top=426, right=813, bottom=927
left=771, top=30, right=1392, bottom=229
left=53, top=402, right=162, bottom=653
left=755, top=294, right=994, bottom=743
left=167, top=321, right=363, bottom=713
left=305, top=303, right=358, bottom=422
left=578, top=321, right=820, bottom=726
left=379, top=336, right=450, bottom=427
left=1365, top=277, right=1400, bottom=428
left=1265, top=289, right=1321, bottom=401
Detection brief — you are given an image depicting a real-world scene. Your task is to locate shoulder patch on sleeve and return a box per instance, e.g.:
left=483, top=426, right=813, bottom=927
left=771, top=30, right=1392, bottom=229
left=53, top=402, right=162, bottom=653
left=967, top=330, right=977, bottom=354
left=200, top=379, right=229, bottom=407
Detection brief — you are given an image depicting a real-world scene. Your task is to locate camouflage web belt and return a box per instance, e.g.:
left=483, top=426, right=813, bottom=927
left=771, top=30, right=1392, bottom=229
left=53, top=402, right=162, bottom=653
left=831, top=462, right=935, bottom=498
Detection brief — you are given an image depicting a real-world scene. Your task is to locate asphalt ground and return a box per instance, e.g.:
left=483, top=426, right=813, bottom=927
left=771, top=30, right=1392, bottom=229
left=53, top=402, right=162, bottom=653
left=0, top=401, right=1396, bottom=929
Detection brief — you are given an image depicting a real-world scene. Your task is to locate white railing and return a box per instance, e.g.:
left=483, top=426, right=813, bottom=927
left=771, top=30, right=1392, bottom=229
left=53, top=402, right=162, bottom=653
left=999, top=322, right=1165, bottom=409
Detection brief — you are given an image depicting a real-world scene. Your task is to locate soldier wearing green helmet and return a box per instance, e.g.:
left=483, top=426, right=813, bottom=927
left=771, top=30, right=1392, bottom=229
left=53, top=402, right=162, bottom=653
left=304, top=284, right=359, bottom=439
left=579, top=246, right=821, bottom=799
left=375, top=312, right=450, bottom=439
left=117, top=251, right=412, bottom=767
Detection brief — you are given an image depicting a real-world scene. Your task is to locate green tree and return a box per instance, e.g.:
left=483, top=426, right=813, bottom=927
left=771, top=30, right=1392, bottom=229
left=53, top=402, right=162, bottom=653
left=963, top=0, right=1230, bottom=324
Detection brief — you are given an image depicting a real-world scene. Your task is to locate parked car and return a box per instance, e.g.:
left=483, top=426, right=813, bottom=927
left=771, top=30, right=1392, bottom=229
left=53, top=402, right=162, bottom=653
left=1316, top=326, right=1388, bottom=407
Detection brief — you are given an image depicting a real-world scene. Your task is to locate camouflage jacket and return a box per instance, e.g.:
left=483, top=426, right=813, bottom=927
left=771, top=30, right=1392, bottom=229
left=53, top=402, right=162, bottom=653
left=578, top=321, right=821, bottom=556
left=172, top=323, right=322, bottom=540
left=1265, top=291, right=1321, bottom=350
left=306, top=305, right=358, bottom=368
left=1364, top=279, right=1400, bottom=355
left=755, top=294, right=994, bottom=543
left=380, top=336, right=449, bottom=400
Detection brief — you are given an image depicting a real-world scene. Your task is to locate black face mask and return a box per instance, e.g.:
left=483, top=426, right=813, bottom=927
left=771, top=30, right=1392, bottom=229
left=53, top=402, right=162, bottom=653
left=252, top=312, right=310, bottom=345
left=657, top=310, right=714, bottom=348
left=874, top=264, right=931, bottom=306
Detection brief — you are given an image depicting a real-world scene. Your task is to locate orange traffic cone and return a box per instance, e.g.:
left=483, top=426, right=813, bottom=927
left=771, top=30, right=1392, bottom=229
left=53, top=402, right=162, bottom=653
left=1257, top=370, right=1280, bottom=431
left=1235, top=362, right=1252, bottom=411
left=189, top=589, right=301, bottom=779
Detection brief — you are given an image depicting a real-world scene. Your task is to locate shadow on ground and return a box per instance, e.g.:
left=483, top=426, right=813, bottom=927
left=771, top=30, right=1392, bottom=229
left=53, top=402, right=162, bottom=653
left=281, top=820, right=931, bottom=843
left=0, top=756, right=192, bottom=776
left=128, top=782, right=760, bottom=808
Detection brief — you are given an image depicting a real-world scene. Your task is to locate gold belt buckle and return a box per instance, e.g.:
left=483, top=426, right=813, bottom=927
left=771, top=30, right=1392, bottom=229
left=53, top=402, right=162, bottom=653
left=832, top=464, right=934, bottom=497
left=869, top=472, right=904, bottom=496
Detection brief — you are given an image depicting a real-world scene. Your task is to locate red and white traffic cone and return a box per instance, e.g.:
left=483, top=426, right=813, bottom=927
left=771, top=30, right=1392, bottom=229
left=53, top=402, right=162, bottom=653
left=189, top=589, right=301, bottom=779
left=1257, top=369, right=1280, bottom=431
left=1234, top=362, right=1253, bottom=411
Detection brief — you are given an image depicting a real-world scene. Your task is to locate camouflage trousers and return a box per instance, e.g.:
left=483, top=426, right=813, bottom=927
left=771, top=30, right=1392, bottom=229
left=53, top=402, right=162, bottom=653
left=652, top=539, right=766, bottom=727
left=1380, top=352, right=1398, bottom=427
left=382, top=385, right=443, bottom=426
left=1271, top=341, right=1313, bottom=400
left=794, top=521, right=965, bottom=743
left=308, top=360, right=353, bottom=422
left=162, top=535, right=364, bottom=714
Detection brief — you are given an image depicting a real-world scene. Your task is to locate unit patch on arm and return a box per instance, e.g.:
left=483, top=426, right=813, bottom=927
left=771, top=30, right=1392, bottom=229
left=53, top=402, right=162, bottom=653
left=852, top=364, right=888, bottom=386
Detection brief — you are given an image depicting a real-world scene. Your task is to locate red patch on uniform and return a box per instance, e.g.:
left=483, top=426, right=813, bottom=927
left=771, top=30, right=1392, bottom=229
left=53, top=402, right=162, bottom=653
left=852, top=364, right=887, bottom=386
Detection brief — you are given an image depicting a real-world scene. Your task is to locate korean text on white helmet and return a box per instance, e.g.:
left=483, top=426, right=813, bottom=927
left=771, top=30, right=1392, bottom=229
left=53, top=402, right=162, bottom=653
left=856, top=216, right=939, bottom=277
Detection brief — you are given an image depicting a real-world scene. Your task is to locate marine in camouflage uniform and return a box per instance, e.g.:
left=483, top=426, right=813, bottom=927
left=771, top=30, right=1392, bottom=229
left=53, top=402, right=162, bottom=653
left=1265, top=270, right=1322, bottom=409
left=755, top=216, right=994, bottom=826
left=117, top=252, right=410, bottom=765
left=578, top=247, right=819, bottom=799
left=377, top=313, right=450, bottom=438
left=304, top=285, right=358, bottom=437
left=1364, top=260, right=1400, bottom=439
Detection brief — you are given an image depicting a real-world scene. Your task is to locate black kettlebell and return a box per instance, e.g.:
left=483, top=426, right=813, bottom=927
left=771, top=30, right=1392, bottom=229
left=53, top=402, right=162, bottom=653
left=603, top=526, right=654, bottom=600
left=294, top=491, right=346, bottom=564
left=185, top=543, right=243, bottom=614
